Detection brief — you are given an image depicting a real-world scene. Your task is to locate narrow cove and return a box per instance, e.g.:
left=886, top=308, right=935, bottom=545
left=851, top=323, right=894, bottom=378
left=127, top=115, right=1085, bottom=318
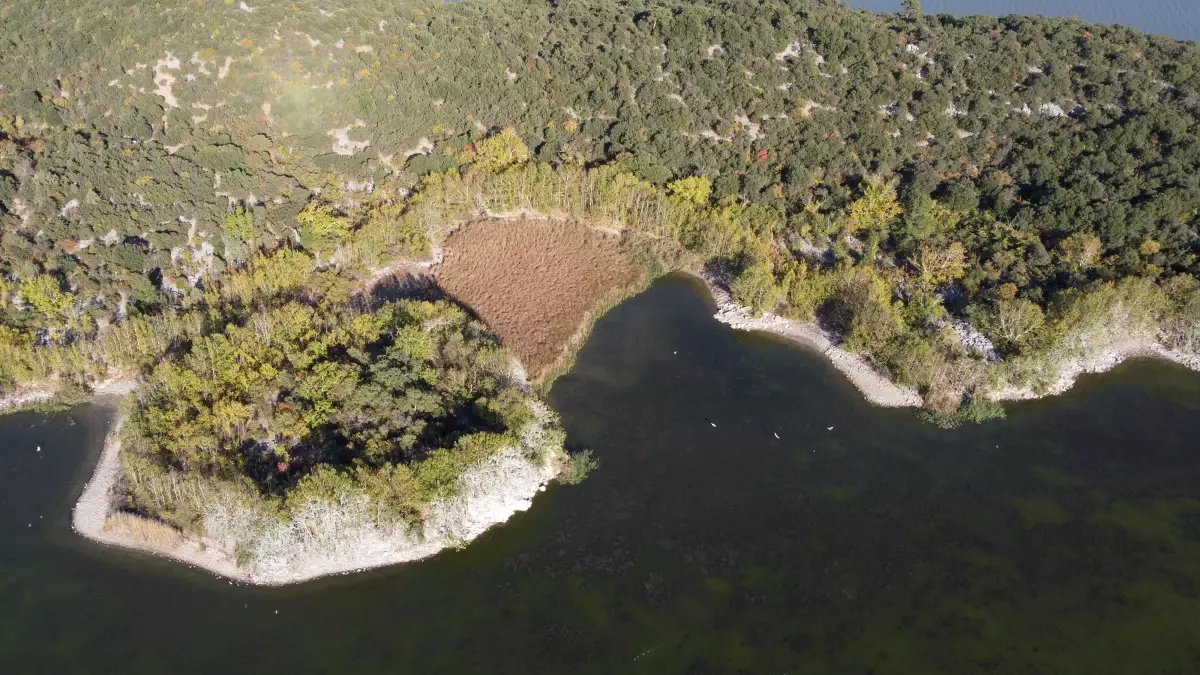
left=4, top=274, right=1200, bottom=674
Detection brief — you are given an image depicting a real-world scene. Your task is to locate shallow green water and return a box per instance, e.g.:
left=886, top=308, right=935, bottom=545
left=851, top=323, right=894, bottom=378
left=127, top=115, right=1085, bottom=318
left=4, top=274, right=1200, bottom=673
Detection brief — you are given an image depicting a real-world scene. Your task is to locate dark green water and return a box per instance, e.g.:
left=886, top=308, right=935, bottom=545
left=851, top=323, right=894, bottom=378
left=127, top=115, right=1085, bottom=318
left=4, top=274, right=1200, bottom=674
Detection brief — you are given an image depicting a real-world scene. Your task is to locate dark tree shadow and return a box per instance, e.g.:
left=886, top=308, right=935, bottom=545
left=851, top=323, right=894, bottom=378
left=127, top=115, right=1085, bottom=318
left=365, top=272, right=505, bottom=352
left=368, top=272, right=447, bottom=305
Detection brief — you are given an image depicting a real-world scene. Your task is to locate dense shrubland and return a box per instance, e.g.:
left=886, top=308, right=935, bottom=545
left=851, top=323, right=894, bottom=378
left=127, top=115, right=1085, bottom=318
left=405, top=157, right=1200, bottom=407
left=121, top=294, right=559, bottom=533
left=0, top=0, right=1197, bottom=419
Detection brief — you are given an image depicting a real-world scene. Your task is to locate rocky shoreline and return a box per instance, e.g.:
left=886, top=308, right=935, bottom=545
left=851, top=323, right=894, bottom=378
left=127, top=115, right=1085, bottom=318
left=694, top=271, right=924, bottom=408
left=28, top=271, right=1200, bottom=585
left=988, top=341, right=1200, bottom=402
left=71, top=400, right=565, bottom=586
left=693, top=271, right=1200, bottom=409
left=0, top=377, right=138, bottom=413
left=0, top=385, right=55, bottom=412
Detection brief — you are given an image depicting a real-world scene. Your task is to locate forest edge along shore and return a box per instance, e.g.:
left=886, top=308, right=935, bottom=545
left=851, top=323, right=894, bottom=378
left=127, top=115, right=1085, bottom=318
left=3, top=0, right=1200, bottom=581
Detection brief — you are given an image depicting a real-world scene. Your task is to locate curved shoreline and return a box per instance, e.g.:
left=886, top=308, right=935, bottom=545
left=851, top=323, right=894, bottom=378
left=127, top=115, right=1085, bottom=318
left=987, top=341, right=1200, bottom=402
left=691, top=270, right=1200, bottom=408
left=0, top=386, right=55, bottom=412
left=693, top=271, right=924, bottom=408
left=71, top=405, right=564, bottom=586
left=37, top=273, right=1200, bottom=585
left=71, top=407, right=127, bottom=548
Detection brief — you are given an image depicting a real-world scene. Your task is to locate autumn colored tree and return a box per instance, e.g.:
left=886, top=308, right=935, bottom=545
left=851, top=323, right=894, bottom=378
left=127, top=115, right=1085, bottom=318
left=461, top=128, right=530, bottom=174
left=845, top=177, right=903, bottom=236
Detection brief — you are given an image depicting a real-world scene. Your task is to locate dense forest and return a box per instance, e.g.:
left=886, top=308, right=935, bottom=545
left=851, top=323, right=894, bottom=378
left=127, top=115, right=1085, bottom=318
left=1, top=0, right=1199, bottom=509
left=121, top=290, right=571, bottom=538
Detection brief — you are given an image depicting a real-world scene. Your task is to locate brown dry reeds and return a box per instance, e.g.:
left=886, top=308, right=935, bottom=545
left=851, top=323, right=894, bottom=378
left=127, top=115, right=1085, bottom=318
left=435, top=218, right=644, bottom=383
left=102, top=512, right=185, bottom=551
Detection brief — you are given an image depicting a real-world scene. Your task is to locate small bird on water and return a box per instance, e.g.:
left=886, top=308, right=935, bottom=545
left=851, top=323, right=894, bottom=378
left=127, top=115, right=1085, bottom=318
left=773, top=432, right=780, bottom=439
left=704, top=417, right=716, bottom=428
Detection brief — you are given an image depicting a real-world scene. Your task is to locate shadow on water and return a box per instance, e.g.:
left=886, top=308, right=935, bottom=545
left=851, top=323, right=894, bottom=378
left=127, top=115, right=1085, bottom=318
left=3, top=273, right=1200, bottom=673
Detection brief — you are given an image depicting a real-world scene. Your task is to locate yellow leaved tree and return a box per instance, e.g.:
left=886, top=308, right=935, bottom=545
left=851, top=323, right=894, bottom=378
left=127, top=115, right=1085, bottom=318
left=461, top=128, right=529, bottom=174
left=846, top=176, right=902, bottom=235
left=1056, top=233, right=1103, bottom=272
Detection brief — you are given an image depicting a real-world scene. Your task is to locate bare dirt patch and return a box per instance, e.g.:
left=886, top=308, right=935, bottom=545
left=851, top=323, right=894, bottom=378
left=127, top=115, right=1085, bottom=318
left=435, top=219, right=644, bottom=383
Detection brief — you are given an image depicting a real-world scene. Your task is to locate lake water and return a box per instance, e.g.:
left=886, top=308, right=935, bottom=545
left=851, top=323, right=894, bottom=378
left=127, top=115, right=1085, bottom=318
left=4, top=274, right=1200, bottom=673
left=851, top=0, right=1200, bottom=41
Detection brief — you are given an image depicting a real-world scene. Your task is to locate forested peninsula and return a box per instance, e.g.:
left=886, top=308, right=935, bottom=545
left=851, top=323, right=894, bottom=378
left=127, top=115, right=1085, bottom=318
left=2, top=0, right=1200, bottom=579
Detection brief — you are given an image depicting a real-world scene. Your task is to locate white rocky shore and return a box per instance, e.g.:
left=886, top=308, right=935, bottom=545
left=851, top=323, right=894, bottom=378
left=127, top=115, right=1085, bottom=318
left=694, top=271, right=1200, bottom=408
left=72, top=400, right=565, bottom=586
left=0, top=385, right=55, bottom=412
left=695, top=271, right=924, bottom=408
left=988, top=341, right=1200, bottom=402
left=0, top=376, right=138, bottom=412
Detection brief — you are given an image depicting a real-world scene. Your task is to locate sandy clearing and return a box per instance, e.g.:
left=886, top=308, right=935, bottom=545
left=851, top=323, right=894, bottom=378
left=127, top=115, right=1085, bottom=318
left=328, top=123, right=370, bottom=156
left=153, top=54, right=181, bottom=109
